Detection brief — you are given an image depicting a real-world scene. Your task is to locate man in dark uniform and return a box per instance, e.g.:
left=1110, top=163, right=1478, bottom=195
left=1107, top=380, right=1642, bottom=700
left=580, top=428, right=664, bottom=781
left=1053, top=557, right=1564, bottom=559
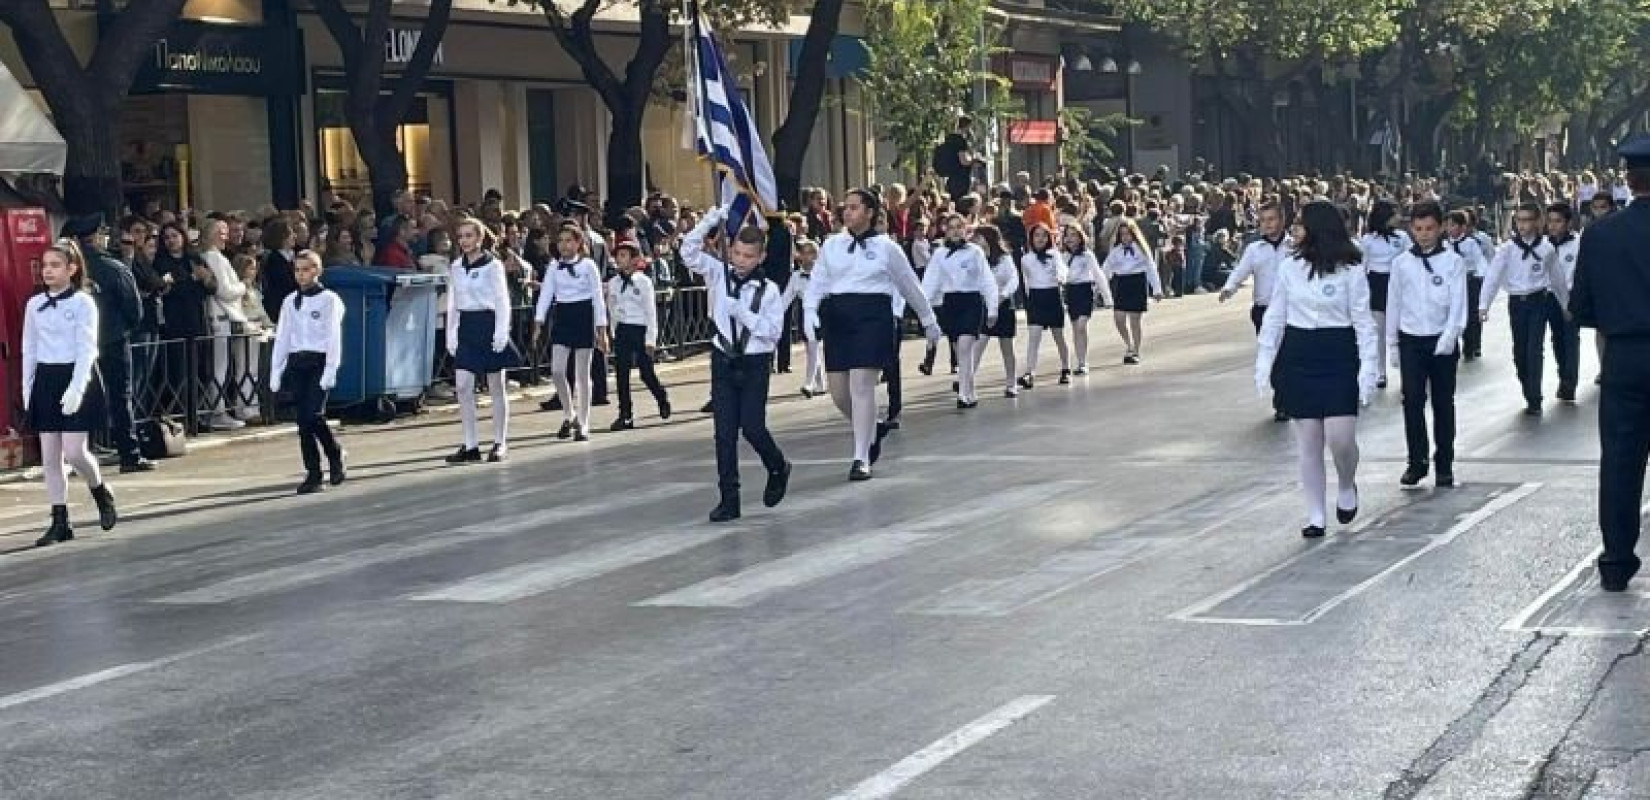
left=1569, top=134, right=1650, bottom=592
left=63, top=213, right=156, bottom=473
left=933, top=116, right=976, bottom=204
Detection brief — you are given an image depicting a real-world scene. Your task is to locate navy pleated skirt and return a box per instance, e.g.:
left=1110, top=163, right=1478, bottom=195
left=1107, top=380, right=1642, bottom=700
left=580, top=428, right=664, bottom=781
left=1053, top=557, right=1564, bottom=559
left=822, top=293, right=895, bottom=371
left=1111, top=273, right=1149, bottom=314
left=549, top=299, right=597, bottom=349
left=1273, top=325, right=1359, bottom=419
left=1065, top=281, right=1096, bottom=320
left=1367, top=271, right=1390, bottom=314
left=1026, top=287, right=1064, bottom=328
left=986, top=299, right=1017, bottom=338
left=28, top=363, right=92, bottom=432
left=939, top=292, right=986, bottom=338
left=454, top=310, right=523, bottom=374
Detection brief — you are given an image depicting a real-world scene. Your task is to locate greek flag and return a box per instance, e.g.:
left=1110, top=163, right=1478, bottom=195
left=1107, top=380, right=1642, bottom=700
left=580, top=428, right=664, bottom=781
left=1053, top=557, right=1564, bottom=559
left=688, top=0, right=777, bottom=236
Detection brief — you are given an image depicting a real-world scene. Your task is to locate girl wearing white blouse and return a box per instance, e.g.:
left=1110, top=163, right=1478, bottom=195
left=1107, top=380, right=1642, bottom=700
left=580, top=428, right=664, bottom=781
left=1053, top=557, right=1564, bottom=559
left=533, top=225, right=611, bottom=441
left=803, top=189, right=940, bottom=481
left=921, top=213, right=1000, bottom=408
left=1357, top=201, right=1412, bottom=389
left=1256, top=202, right=1378, bottom=538
left=445, top=218, right=520, bottom=463
left=785, top=239, right=826, bottom=398
left=25, top=241, right=117, bottom=547
left=1061, top=224, right=1113, bottom=375
left=1018, top=223, right=1070, bottom=388
left=269, top=251, right=347, bottom=494
left=1102, top=218, right=1163, bottom=365
left=972, top=225, right=1021, bottom=397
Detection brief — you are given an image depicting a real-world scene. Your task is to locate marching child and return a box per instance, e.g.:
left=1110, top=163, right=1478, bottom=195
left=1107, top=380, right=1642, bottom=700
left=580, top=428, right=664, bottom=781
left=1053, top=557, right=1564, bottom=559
left=606, top=241, right=671, bottom=430
left=269, top=250, right=347, bottom=494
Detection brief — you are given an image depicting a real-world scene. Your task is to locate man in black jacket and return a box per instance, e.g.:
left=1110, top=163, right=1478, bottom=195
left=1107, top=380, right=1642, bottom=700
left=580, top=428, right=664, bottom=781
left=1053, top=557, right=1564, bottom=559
left=64, top=213, right=155, bottom=473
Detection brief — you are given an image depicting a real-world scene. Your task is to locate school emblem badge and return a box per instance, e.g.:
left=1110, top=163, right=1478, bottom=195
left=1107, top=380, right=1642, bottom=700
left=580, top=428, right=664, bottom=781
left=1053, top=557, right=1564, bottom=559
left=1431, top=275, right=1444, bottom=286
left=311, top=310, right=321, bottom=320
left=1322, top=284, right=1336, bottom=297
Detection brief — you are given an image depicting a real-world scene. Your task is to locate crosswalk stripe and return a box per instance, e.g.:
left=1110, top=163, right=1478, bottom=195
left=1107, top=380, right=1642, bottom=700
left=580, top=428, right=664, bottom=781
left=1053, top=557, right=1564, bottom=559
left=636, top=483, right=1077, bottom=609
left=826, top=695, right=1056, bottom=800
left=410, top=532, right=731, bottom=604
left=150, top=483, right=701, bottom=605
left=0, top=635, right=259, bottom=711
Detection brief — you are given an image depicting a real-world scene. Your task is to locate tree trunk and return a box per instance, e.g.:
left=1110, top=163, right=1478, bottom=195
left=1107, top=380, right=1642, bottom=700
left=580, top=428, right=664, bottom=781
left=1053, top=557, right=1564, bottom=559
left=771, top=0, right=845, bottom=213
left=58, top=107, right=124, bottom=217
left=606, top=112, right=647, bottom=216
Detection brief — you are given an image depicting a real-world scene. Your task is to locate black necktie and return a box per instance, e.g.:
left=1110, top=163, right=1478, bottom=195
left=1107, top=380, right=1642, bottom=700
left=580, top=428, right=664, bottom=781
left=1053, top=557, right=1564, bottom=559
left=41, top=287, right=76, bottom=310
left=945, top=241, right=966, bottom=257
left=294, top=282, right=324, bottom=310
left=1550, top=233, right=1574, bottom=248
left=1123, top=244, right=1136, bottom=258
left=1411, top=245, right=1444, bottom=274
left=1263, top=235, right=1284, bottom=249
left=620, top=273, right=635, bottom=292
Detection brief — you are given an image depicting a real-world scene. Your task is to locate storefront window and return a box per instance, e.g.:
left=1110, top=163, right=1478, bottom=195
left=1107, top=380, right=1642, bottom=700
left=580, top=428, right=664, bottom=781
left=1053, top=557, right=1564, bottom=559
left=314, top=89, right=451, bottom=208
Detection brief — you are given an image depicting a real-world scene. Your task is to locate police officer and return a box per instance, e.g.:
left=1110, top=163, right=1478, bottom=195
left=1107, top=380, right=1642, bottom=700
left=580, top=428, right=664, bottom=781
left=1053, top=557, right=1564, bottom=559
left=62, top=213, right=155, bottom=474
left=1569, top=134, right=1650, bottom=592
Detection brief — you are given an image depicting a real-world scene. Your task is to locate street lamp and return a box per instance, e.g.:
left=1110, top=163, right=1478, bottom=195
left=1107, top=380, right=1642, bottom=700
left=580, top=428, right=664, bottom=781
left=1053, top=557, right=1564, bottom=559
left=1100, top=56, right=1119, bottom=74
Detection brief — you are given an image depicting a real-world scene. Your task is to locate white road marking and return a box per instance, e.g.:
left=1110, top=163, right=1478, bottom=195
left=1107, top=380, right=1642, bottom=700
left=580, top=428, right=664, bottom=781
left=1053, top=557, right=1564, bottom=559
left=150, top=483, right=700, bottom=604
left=1501, top=501, right=1650, bottom=636
left=411, top=532, right=730, bottom=603
left=0, top=635, right=259, bottom=711
left=1171, top=482, right=1541, bottom=626
left=825, top=695, right=1056, bottom=800
left=637, top=483, right=1075, bottom=609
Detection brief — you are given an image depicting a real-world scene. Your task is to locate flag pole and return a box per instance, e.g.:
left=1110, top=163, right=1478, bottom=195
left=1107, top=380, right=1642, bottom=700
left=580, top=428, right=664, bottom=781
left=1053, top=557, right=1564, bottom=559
left=686, top=0, right=733, bottom=267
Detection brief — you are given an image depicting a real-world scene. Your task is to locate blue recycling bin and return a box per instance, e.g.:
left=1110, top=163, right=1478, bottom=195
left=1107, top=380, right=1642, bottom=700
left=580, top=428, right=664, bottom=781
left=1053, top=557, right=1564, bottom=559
left=323, top=266, right=445, bottom=421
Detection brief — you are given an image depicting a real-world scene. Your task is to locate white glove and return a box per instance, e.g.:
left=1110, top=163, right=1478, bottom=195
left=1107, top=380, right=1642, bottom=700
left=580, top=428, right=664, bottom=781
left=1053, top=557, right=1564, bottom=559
left=1433, top=337, right=1457, bottom=357
left=60, top=386, right=84, bottom=416
left=923, top=322, right=942, bottom=345
left=1254, top=374, right=1270, bottom=399
left=446, top=334, right=458, bottom=357
left=986, top=314, right=999, bottom=328
left=320, top=375, right=336, bottom=391
left=269, top=377, right=282, bottom=394
left=492, top=334, right=509, bottom=353
left=694, top=206, right=728, bottom=236
left=1358, top=372, right=1378, bottom=407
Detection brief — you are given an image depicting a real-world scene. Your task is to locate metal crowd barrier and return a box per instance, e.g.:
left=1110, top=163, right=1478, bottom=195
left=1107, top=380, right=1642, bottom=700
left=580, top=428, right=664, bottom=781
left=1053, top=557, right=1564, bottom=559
left=125, top=332, right=273, bottom=438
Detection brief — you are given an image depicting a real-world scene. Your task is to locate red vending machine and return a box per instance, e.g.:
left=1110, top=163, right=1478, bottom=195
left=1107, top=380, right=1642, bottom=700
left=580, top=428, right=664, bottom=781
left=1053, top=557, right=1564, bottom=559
left=0, top=207, right=48, bottom=467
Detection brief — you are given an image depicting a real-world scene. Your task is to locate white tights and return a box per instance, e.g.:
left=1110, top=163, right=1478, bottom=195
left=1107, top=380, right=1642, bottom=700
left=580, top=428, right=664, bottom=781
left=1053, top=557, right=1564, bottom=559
left=551, top=345, right=594, bottom=430
left=456, top=369, right=509, bottom=450
left=1292, top=416, right=1361, bottom=527
left=802, top=334, right=825, bottom=392
left=828, top=368, right=881, bottom=463
left=1072, top=316, right=1090, bottom=367
left=953, top=335, right=980, bottom=401
left=42, top=432, right=100, bottom=506
left=1373, top=311, right=1389, bottom=379
left=1113, top=311, right=1144, bottom=355
left=1024, top=325, right=1069, bottom=376
left=972, top=336, right=1018, bottom=389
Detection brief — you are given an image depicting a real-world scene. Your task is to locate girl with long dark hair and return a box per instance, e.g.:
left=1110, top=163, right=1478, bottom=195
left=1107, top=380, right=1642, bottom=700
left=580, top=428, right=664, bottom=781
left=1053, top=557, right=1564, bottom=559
left=1358, top=200, right=1411, bottom=389
left=1256, top=201, right=1378, bottom=538
left=1018, top=223, right=1070, bottom=387
left=972, top=224, right=1021, bottom=397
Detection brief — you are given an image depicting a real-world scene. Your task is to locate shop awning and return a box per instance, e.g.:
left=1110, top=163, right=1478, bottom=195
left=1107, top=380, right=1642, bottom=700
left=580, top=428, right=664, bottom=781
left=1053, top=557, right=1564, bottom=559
left=0, top=62, right=65, bottom=176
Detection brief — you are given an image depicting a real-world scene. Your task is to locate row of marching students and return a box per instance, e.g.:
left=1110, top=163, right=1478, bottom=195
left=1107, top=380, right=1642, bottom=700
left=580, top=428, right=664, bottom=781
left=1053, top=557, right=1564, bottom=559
left=1235, top=193, right=1594, bottom=539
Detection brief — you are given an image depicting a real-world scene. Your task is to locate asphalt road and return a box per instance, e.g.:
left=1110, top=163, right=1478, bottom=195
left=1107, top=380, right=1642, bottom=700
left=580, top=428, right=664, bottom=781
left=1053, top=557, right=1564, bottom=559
left=0, top=293, right=1644, bottom=800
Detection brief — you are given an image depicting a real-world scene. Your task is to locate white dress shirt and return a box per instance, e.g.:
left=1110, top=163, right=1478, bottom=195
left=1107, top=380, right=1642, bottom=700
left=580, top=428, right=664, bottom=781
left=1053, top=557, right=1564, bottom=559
left=1065, top=250, right=1114, bottom=305
left=921, top=241, right=1001, bottom=317
left=1545, top=233, right=1581, bottom=309
left=1386, top=246, right=1467, bottom=355
left=1255, top=258, right=1379, bottom=394
left=911, top=237, right=933, bottom=270
left=1101, top=243, right=1164, bottom=296
left=606, top=272, right=659, bottom=347
left=1020, top=249, right=1066, bottom=291
left=990, top=255, right=1020, bottom=304
left=680, top=222, right=785, bottom=355
left=1481, top=236, right=1555, bottom=310
left=271, top=287, right=345, bottom=390
left=1223, top=235, right=1292, bottom=305
left=534, top=257, right=609, bottom=330
left=1358, top=231, right=1412, bottom=275
left=22, top=288, right=98, bottom=408
left=805, top=230, right=936, bottom=329
left=446, top=252, right=512, bottom=351
left=1448, top=235, right=1488, bottom=278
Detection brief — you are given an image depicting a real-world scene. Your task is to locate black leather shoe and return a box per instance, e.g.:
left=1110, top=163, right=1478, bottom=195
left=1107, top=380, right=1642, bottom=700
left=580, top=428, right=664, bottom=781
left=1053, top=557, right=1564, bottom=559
left=90, top=483, right=118, bottom=531
left=1400, top=463, right=1428, bottom=487
left=849, top=460, right=872, bottom=481
left=1524, top=403, right=1543, bottom=417
left=297, top=475, right=325, bottom=495
left=1301, top=525, right=1326, bottom=539
left=700, top=400, right=715, bottom=414
left=119, top=458, right=156, bottom=474
left=1018, top=374, right=1035, bottom=389
left=1058, top=369, right=1072, bottom=385
left=1336, top=501, right=1358, bottom=525
left=1601, top=573, right=1632, bottom=592
left=917, top=362, right=934, bottom=376
left=1377, top=377, right=1388, bottom=389
left=763, top=462, right=792, bottom=508
left=556, top=421, right=573, bottom=440
left=658, top=398, right=672, bottom=420
left=445, top=446, right=481, bottom=464
left=709, top=494, right=741, bottom=523
left=611, top=417, right=635, bottom=432
left=1436, top=469, right=1455, bottom=488
left=883, top=419, right=900, bottom=432
left=487, top=444, right=507, bottom=463
left=329, top=453, right=347, bottom=486
left=1557, top=389, right=1577, bottom=404
left=540, top=396, right=563, bottom=412
left=574, top=428, right=589, bottom=442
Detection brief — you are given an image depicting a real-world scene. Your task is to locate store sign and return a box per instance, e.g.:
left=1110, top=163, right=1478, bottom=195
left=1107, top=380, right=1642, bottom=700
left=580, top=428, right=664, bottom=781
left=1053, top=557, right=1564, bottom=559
left=1006, top=56, right=1057, bottom=90
left=131, top=20, right=299, bottom=96
left=385, top=28, right=445, bottom=67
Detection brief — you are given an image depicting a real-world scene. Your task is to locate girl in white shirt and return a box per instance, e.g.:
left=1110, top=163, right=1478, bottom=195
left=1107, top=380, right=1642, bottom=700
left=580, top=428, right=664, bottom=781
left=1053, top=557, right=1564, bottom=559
left=921, top=213, right=1000, bottom=408
left=785, top=239, right=826, bottom=397
left=1256, top=202, right=1378, bottom=538
left=25, top=241, right=117, bottom=547
left=1101, top=218, right=1163, bottom=365
left=533, top=225, right=610, bottom=441
left=1018, top=223, right=1071, bottom=388
left=1061, top=224, right=1112, bottom=375
left=1357, top=201, right=1411, bottom=389
left=446, top=218, right=519, bottom=463
left=972, top=225, right=1021, bottom=397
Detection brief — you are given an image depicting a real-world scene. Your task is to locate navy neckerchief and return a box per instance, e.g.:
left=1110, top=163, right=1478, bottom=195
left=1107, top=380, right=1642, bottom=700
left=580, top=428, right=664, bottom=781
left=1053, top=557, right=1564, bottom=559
left=1549, top=232, right=1575, bottom=248
left=41, top=286, right=77, bottom=310
left=1410, top=244, right=1445, bottom=274
left=1120, top=243, right=1137, bottom=258
left=1512, top=236, right=1542, bottom=261
left=619, top=272, right=636, bottom=292
left=1034, top=245, right=1054, bottom=265
left=293, top=282, right=325, bottom=310
left=944, top=239, right=967, bottom=257
left=1262, top=234, right=1285, bottom=249
left=847, top=228, right=877, bottom=254
left=557, top=259, right=580, bottom=276
left=460, top=252, right=494, bottom=272
left=1376, top=230, right=1399, bottom=244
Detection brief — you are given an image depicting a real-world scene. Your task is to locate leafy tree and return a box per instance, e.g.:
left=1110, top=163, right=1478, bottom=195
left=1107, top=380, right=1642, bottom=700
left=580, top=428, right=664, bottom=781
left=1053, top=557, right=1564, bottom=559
left=313, top=0, right=453, bottom=216
left=0, top=0, right=188, bottom=215
left=1059, top=107, right=1139, bottom=176
left=859, top=0, right=998, bottom=182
